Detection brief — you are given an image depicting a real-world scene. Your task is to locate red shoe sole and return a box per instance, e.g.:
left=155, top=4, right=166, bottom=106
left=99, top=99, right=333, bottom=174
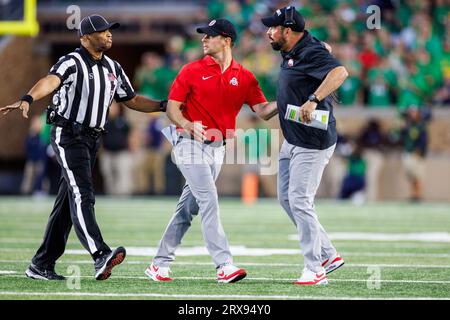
left=293, top=277, right=328, bottom=285
left=97, top=252, right=125, bottom=280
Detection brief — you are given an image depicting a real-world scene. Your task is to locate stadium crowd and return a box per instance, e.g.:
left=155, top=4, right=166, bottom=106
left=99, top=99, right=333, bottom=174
left=18, top=0, right=450, bottom=202
left=136, top=0, right=450, bottom=108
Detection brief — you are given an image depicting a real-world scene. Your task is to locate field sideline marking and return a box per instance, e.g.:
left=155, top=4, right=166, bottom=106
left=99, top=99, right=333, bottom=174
left=0, top=291, right=449, bottom=300
left=2, top=238, right=449, bottom=249
left=2, top=247, right=450, bottom=258
left=1, top=260, right=450, bottom=269
left=289, top=232, right=450, bottom=243
left=1, top=273, right=449, bottom=284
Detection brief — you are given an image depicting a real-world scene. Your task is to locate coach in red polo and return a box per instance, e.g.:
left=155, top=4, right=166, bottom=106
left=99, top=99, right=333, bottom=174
left=169, top=23, right=275, bottom=141
left=169, top=54, right=266, bottom=141
left=145, top=19, right=278, bottom=283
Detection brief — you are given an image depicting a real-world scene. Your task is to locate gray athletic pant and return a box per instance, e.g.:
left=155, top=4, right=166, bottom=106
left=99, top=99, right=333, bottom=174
left=153, top=138, right=233, bottom=268
left=278, top=140, right=337, bottom=273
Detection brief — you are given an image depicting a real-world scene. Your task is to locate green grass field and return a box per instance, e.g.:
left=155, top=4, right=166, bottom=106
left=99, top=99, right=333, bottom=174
left=1, top=197, right=449, bottom=300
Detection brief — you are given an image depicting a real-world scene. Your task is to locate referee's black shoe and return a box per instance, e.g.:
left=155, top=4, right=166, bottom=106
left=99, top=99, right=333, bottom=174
left=94, top=246, right=126, bottom=280
left=25, top=264, right=66, bottom=281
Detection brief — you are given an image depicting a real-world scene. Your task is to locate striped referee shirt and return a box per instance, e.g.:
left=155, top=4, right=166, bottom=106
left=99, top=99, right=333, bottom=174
left=48, top=46, right=135, bottom=129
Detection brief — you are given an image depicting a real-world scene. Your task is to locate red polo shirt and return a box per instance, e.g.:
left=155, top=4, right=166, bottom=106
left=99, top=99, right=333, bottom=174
left=168, top=55, right=267, bottom=140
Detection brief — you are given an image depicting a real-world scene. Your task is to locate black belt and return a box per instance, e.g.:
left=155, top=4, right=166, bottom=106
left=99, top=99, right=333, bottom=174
left=178, top=135, right=226, bottom=147
left=51, top=113, right=105, bottom=138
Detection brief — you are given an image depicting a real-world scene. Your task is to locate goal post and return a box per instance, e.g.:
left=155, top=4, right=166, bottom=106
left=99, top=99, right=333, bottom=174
left=0, top=0, right=39, bottom=36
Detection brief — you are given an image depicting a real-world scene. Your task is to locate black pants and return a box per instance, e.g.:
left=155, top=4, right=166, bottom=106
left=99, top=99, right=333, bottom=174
left=32, top=125, right=110, bottom=270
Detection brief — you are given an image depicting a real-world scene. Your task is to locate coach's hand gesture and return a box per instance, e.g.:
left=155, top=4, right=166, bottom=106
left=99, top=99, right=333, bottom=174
left=0, top=101, right=29, bottom=119
left=183, top=120, right=207, bottom=142
left=299, top=101, right=317, bottom=124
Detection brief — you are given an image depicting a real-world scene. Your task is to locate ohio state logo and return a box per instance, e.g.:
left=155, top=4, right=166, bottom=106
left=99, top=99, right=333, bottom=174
left=288, top=59, right=294, bottom=67
left=209, top=20, right=216, bottom=26
left=230, top=77, right=238, bottom=86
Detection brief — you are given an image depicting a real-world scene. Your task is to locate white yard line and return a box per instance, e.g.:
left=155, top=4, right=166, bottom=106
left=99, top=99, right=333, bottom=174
left=2, top=246, right=450, bottom=258
left=172, top=262, right=450, bottom=269
left=0, top=291, right=448, bottom=300
left=0, top=271, right=17, bottom=274
left=0, top=248, right=35, bottom=252
left=289, top=232, right=450, bottom=243
left=1, top=273, right=449, bottom=284
left=1, top=260, right=450, bottom=269
left=0, top=238, right=47, bottom=243
left=1, top=238, right=449, bottom=249
left=342, top=252, right=450, bottom=258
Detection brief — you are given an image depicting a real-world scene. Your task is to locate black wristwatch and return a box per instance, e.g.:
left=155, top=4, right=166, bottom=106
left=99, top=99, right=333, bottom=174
left=159, top=100, right=168, bottom=112
left=308, top=94, right=320, bottom=104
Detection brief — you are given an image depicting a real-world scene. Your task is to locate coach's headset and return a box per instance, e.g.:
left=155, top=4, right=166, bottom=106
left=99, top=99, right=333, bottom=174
left=283, top=6, right=296, bottom=28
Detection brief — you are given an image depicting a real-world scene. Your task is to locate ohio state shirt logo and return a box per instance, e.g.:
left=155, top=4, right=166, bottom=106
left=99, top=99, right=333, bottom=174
left=230, top=77, right=238, bottom=86
left=288, top=59, right=294, bottom=67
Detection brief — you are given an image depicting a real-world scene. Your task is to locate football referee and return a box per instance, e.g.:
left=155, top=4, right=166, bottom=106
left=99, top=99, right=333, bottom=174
left=1, top=14, right=166, bottom=281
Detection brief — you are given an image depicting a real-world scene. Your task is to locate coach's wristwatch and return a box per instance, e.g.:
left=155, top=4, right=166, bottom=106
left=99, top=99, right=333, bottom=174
left=308, top=94, right=320, bottom=104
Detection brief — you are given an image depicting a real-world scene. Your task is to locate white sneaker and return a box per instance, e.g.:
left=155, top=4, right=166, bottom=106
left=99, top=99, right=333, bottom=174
left=217, top=264, right=247, bottom=283
left=322, top=253, right=345, bottom=274
left=145, top=262, right=173, bottom=282
left=294, top=267, right=328, bottom=285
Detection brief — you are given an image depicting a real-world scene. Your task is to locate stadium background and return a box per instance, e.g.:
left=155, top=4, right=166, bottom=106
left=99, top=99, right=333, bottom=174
left=0, top=0, right=449, bottom=201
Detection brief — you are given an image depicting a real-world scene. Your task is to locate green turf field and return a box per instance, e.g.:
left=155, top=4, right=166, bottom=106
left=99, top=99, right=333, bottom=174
left=1, top=197, right=449, bottom=300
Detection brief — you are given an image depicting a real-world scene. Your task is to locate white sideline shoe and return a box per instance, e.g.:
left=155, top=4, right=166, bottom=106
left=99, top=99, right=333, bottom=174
left=145, top=262, right=173, bottom=282
left=294, top=267, right=328, bottom=285
left=217, top=264, right=247, bottom=283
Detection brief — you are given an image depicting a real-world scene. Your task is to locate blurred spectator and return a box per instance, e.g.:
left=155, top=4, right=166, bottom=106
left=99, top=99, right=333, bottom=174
left=434, top=34, right=450, bottom=104
left=400, top=105, right=429, bottom=202
left=398, top=60, right=429, bottom=110
left=165, top=35, right=186, bottom=67
left=139, top=114, right=167, bottom=195
left=99, top=102, right=133, bottom=196
left=134, top=39, right=184, bottom=102
left=367, top=58, right=397, bottom=107
left=173, top=1, right=450, bottom=109
left=434, top=77, right=450, bottom=105
left=223, top=0, right=247, bottom=34
left=134, top=52, right=162, bottom=99
left=336, top=43, right=362, bottom=106
left=339, top=143, right=366, bottom=203
left=416, top=48, right=443, bottom=93
left=359, top=33, right=380, bottom=71
left=367, top=71, right=392, bottom=107
left=207, top=0, right=226, bottom=19
left=358, top=119, right=385, bottom=201
left=21, top=115, right=46, bottom=195
left=240, top=114, right=275, bottom=203
left=34, top=112, right=59, bottom=195
left=134, top=52, right=165, bottom=100
left=128, top=125, right=148, bottom=195
left=320, top=134, right=350, bottom=198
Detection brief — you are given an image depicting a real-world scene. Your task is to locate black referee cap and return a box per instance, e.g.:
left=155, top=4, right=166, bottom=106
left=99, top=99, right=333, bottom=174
left=78, top=14, right=120, bottom=37
left=196, top=19, right=237, bottom=42
left=261, top=6, right=305, bottom=32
